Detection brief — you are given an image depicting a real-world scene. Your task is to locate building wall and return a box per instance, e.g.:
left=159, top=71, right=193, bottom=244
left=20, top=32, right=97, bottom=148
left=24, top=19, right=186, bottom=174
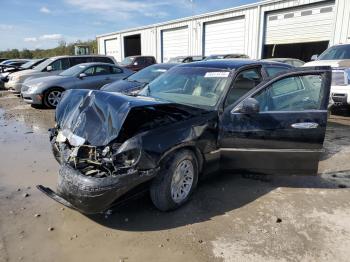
left=97, top=0, right=341, bottom=62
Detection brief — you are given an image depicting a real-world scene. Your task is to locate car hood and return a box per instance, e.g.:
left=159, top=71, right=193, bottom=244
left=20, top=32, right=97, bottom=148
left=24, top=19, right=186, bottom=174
left=101, top=79, right=145, bottom=93
left=304, top=59, right=350, bottom=68
left=55, top=89, right=203, bottom=147
left=10, top=69, right=38, bottom=78
left=25, top=75, right=70, bottom=86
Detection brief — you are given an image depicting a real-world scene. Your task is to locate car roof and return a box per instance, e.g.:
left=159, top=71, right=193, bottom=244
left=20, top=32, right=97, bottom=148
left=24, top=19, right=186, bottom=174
left=48, top=55, right=112, bottom=60
left=73, top=62, right=117, bottom=67
left=177, top=59, right=291, bottom=70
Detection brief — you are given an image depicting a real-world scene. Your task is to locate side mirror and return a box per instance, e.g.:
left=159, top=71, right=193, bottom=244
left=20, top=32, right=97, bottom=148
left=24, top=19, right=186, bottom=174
left=311, top=54, right=318, bottom=61
left=232, top=98, right=260, bottom=114
left=79, top=73, right=87, bottom=79
left=46, top=65, right=53, bottom=72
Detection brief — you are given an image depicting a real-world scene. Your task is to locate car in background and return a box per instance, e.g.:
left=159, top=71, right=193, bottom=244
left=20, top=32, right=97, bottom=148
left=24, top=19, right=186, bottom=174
left=0, top=58, right=7, bottom=63
left=304, top=43, right=350, bottom=111
left=36, top=59, right=311, bottom=214
left=120, top=56, right=156, bottom=71
left=0, top=58, right=47, bottom=82
left=21, top=62, right=133, bottom=108
left=204, top=54, right=249, bottom=60
left=5, top=55, right=117, bottom=93
left=263, top=58, right=305, bottom=67
left=101, top=63, right=177, bottom=95
left=168, top=56, right=205, bottom=63
left=0, top=59, right=30, bottom=72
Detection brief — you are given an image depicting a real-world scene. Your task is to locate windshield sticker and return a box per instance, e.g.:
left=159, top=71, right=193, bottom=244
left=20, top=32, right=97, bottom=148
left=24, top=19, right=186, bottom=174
left=204, top=72, right=230, bottom=78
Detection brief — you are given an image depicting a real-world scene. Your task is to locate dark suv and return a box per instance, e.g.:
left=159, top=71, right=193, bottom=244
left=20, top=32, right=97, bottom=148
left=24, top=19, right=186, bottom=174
left=120, top=56, right=156, bottom=71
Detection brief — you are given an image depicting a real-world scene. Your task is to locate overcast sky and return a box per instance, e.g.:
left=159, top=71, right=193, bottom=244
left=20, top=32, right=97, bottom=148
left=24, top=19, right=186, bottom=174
left=0, top=0, right=257, bottom=51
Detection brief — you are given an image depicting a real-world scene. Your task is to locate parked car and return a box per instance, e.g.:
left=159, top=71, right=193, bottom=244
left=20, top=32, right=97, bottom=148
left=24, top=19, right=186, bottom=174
left=0, top=58, right=7, bottom=63
left=0, top=58, right=47, bottom=82
left=5, top=55, right=117, bottom=93
left=0, top=59, right=30, bottom=72
left=35, top=60, right=331, bottom=215
left=262, top=58, right=305, bottom=67
left=204, top=54, right=249, bottom=60
left=304, top=43, right=350, bottom=111
left=120, top=56, right=156, bottom=71
left=168, top=56, right=205, bottom=63
left=21, top=63, right=133, bottom=108
left=101, top=63, right=177, bottom=95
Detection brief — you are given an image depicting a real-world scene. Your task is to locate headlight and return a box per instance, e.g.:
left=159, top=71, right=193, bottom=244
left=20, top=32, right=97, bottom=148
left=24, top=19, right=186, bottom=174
left=113, top=148, right=141, bottom=167
left=112, top=137, right=142, bottom=167
left=27, top=85, right=40, bottom=93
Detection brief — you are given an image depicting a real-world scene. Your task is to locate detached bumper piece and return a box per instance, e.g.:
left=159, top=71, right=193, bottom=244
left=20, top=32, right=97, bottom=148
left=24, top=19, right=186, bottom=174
left=38, top=164, right=157, bottom=214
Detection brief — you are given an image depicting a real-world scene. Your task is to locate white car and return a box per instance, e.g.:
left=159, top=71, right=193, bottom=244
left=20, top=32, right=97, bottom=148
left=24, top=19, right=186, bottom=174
left=304, top=44, right=350, bottom=110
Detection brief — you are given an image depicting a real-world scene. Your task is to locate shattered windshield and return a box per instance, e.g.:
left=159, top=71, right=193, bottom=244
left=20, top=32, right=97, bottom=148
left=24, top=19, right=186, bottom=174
left=139, top=67, right=231, bottom=109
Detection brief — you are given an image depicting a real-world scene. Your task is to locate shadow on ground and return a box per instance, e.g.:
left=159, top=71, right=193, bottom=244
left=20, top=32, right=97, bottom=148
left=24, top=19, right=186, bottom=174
left=89, top=169, right=350, bottom=232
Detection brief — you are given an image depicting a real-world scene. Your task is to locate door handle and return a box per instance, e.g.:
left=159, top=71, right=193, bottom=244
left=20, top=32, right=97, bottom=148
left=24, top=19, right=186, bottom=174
left=291, top=122, right=319, bottom=129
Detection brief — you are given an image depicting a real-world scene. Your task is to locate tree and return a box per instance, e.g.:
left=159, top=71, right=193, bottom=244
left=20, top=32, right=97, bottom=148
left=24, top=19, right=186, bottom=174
left=21, top=49, right=33, bottom=59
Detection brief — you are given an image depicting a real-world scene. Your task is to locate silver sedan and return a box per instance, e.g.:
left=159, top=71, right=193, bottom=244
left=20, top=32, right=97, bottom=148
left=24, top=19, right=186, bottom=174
left=21, top=62, right=133, bottom=108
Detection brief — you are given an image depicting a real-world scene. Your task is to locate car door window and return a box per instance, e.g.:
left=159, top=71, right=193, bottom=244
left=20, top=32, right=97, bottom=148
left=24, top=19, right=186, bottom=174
left=83, top=66, right=94, bottom=76
left=254, top=74, right=325, bottom=112
left=50, top=58, right=70, bottom=71
left=94, top=65, right=111, bottom=75
left=225, top=67, right=262, bottom=106
left=265, top=66, right=290, bottom=77
left=111, top=66, right=122, bottom=74
left=70, top=57, right=87, bottom=66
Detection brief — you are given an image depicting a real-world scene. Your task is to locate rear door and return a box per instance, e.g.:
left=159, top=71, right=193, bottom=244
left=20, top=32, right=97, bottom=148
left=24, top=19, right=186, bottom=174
left=219, top=67, right=331, bottom=175
left=77, top=65, right=112, bottom=90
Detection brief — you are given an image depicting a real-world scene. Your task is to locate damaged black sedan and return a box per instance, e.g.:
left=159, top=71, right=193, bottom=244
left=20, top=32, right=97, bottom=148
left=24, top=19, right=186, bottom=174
left=38, top=60, right=331, bottom=214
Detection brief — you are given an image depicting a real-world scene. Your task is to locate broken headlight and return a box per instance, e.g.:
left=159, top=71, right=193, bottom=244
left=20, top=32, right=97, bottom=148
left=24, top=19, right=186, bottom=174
left=113, top=148, right=141, bottom=167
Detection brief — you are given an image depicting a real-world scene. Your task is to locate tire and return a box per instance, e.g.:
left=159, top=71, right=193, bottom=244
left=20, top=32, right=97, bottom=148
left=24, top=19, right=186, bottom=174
left=43, top=87, right=64, bottom=108
left=150, top=149, right=199, bottom=211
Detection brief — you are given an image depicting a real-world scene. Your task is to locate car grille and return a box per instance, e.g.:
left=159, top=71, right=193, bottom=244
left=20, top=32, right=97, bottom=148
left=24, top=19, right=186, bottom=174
left=332, top=70, right=348, bottom=86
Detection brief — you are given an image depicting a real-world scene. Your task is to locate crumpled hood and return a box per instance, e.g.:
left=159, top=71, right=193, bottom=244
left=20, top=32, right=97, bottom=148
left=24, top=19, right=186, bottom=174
left=55, top=89, right=172, bottom=146
left=304, top=59, right=350, bottom=68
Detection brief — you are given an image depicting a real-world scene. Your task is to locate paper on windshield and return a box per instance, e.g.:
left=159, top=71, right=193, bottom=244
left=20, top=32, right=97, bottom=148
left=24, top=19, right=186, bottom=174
left=204, top=72, right=230, bottom=78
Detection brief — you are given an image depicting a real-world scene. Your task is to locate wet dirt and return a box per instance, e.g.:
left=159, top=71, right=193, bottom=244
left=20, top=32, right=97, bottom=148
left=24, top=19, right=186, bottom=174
left=1, top=92, right=350, bottom=262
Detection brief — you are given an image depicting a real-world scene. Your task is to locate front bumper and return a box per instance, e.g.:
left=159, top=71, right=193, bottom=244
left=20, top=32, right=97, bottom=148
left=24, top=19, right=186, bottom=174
left=38, top=164, right=157, bottom=214
left=5, top=81, right=23, bottom=93
left=21, top=91, right=43, bottom=105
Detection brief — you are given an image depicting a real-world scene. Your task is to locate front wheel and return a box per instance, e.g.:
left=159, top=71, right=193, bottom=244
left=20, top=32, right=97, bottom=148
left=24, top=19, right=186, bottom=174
left=150, top=149, right=199, bottom=211
left=44, top=88, right=63, bottom=108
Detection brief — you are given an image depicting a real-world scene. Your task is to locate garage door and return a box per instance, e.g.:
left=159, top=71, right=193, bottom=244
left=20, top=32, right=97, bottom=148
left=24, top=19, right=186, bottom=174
left=265, top=3, right=335, bottom=45
left=104, top=38, right=120, bottom=60
left=161, top=27, right=189, bottom=62
left=203, top=17, right=245, bottom=56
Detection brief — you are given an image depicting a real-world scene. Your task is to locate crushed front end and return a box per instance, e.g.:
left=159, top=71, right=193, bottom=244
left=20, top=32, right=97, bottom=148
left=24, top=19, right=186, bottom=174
left=38, top=89, right=200, bottom=214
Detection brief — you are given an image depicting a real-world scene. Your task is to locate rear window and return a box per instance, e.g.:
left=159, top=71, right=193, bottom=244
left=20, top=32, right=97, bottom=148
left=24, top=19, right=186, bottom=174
left=265, top=66, right=290, bottom=77
left=92, top=57, right=114, bottom=64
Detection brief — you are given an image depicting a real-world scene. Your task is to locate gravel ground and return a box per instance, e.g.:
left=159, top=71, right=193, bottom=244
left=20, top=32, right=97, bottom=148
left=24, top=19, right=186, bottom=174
left=1, top=92, right=350, bottom=262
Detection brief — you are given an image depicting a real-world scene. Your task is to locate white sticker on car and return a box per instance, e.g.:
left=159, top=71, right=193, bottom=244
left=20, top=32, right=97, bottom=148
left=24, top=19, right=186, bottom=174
left=204, top=72, right=230, bottom=78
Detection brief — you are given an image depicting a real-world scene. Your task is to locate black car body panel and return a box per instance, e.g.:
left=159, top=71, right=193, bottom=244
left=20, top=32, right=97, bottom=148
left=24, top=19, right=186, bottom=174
left=39, top=60, right=331, bottom=214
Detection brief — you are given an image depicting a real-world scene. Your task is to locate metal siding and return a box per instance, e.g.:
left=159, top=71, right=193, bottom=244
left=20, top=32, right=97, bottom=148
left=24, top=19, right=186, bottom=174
left=161, top=26, right=189, bottom=62
left=104, top=38, right=120, bottom=60
left=97, top=0, right=341, bottom=61
left=265, top=2, right=335, bottom=44
left=203, top=17, right=246, bottom=56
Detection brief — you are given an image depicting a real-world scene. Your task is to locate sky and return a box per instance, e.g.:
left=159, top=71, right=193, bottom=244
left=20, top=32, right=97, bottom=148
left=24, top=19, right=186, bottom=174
left=0, top=0, right=258, bottom=51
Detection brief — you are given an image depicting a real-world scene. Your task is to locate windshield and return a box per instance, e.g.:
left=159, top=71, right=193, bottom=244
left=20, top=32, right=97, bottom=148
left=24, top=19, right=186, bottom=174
left=139, top=67, right=231, bottom=109
left=127, top=65, right=170, bottom=84
left=168, top=57, right=185, bottom=63
left=59, top=64, right=86, bottom=76
left=120, top=57, right=135, bottom=66
left=34, top=58, right=55, bottom=71
left=20, top=60, right=39, bottom=69
left=318, top=45, right=350, bottom=60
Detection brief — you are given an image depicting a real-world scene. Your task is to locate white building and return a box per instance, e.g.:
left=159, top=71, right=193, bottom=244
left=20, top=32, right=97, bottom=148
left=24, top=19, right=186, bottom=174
left=96, top=0, right=350, bottom=63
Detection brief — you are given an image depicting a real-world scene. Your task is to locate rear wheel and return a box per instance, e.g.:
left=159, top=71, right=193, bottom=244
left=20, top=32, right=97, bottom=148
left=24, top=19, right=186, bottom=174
left=150, top=149, right=199, bottom=211
left=44, top=88, right=63, bottom=108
